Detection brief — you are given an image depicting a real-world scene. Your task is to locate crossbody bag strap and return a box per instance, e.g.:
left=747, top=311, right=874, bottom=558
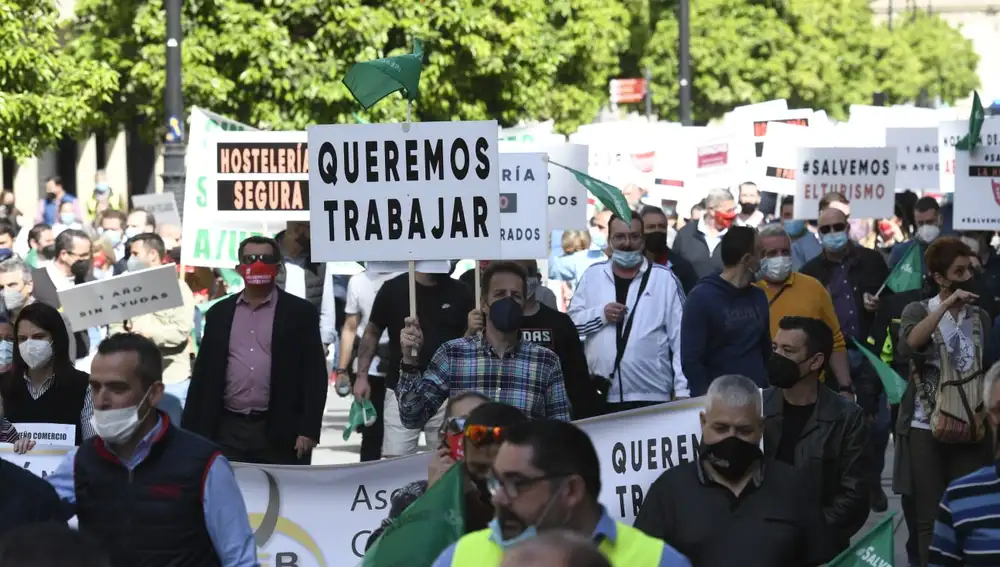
left=611, top=266, right=654, bottom=391
left=768, top=285, right=790, bottom=307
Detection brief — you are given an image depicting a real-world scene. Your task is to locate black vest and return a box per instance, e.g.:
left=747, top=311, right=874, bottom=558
left=74, top=418, right=223, bottom=567
left=4, top=368, right=88, bottom=445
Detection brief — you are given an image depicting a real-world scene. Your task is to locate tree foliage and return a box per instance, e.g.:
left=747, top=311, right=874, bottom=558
left=0, top=0, right=116, bottom=162
left=67, top=0, right=630, bottom=139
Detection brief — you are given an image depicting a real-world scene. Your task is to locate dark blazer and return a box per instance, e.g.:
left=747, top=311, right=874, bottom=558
left=182, top=289, right=328, bottom=451
left=799, top=244, right=890, bottom=343
left=30, top=267, right=94, bottom=358
left=671, top=221, right=723, bottom=280
left=762, top=385, right=870, bottom=551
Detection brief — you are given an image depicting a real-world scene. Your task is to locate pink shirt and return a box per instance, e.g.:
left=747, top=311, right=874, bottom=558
left=224, top=288, right=277, bottom=413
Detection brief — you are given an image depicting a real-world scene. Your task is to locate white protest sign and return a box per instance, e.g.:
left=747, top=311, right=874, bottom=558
left=749, top=108, right=813, bottom=158
left=182, top=108, right=282, bottom=269
left=953, top=117, right=1000, bottom=230
left=500, top=141, right=589, bottom=231
left=498, top=153, right=548, bottom=259
left=938, top=120, right=968, bottom=194
left=307, top=121, right=501, bottom=262
left=794, top=147, right=896, bottom=220
left=759, top=122, right=811, bottom=194
left=0, top=444, right=69, bottom=478
left=13, top=423, right=75, bottom=445
left=885, top=127, right=939, bottom=191
left=57, top=264, right=184, bottom=329
left=209, top=131, right=309, bottom=222
left=131, top=192, right=181, bottom=227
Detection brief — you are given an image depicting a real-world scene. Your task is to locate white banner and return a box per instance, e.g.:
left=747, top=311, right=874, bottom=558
left=794, top=147, right=896, bottom=220
left=182, top=108, right=282, bottom=270
left=13, top=423, right=75, bottom=445
left=8, top=399, right=705, bottom=567
left=307, top=121, right=502, bottom=262
left=0, top=445, right=69, bottom=478
left=938, top=120, right=968, bottom=194
left=131, top=192, right=181, bottom=227
left=498, top=153, right=548, bottom=259
left=58, top=265, right=184, bottom=329
left=885, top=127, right=939, bottom=191
left=953, top=117, right=1000, bottom=230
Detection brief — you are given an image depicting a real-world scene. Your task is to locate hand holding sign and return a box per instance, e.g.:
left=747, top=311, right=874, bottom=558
left=400, top=317, right=423, bottom=365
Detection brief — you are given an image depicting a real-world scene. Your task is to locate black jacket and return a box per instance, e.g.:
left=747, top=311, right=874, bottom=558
left=671, top=221, right=723, bottom=280
left=0, top=458, right=67, bottom=538
left=762, top=386, right=870, bottom=551
left=799, top=244, right=890, bottom=342
left=652, top=249, right=699, bottom=295
left=182, top=289, right=328, bottom=460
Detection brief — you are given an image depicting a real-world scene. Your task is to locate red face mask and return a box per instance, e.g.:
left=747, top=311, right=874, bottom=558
left=714, top=209, right=738, bottom=229
left=239, top=261, right=279, bottom=286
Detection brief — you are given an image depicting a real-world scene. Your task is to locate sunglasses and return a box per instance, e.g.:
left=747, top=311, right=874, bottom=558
left=465, top=424, right=505, bottom=446
left=443, top=417, right=466, bottom=436
left=817, top=222, right=847, bottom=235
left=240, top=253, right=280, bottom=265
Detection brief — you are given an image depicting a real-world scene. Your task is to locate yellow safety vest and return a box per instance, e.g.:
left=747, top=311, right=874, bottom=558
left=450, top=524, right=665, bottom=567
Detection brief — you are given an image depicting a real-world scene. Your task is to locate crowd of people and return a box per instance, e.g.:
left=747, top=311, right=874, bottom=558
left=0, top=171, right=996, bottom=567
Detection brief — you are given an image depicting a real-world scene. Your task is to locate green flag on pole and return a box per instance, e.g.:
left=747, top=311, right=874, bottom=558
left=827, top=514, right=895, bottom=567
left=851, top=338, right=908, bottom=404
left=343, top=39, right=424, bottom=110
left=352, top=112, right=370, bottom=124
left=362, top=464, right=466, bottom=567
left=548, top=161, right=632, bottom=223
left=883, top=243, right=923, bottom=294
left=955, top=91, right=985, bottom=152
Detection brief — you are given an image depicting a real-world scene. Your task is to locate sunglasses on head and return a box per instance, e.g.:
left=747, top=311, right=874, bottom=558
left=444, top=417, right=466, bottom=436
left=818, top=222, right=848, bottom=235
left=240, top=253, right=279, bottom=265
left=465, top=424, right=505, bottom=446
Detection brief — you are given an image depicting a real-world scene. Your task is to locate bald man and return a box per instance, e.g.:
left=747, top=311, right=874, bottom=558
left=157, top=224, right=182, bottom=260
left=499, top=531, right=612, bottom=567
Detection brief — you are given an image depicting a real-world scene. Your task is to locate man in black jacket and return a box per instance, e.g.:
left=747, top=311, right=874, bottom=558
left=183, top=236, right=327, bottom=464
left=763, top=316, right=870, bottom=553
left=671, top=188, right=737, bottom=280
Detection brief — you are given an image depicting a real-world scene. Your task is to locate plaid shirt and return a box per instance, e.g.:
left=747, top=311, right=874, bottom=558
left=396, top=334, right=571, bottom=428
left=23, top=373, right=97, bottom=440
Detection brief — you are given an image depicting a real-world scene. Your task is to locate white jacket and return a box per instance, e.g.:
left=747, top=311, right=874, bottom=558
left=568, top=259, right=689, bottom=402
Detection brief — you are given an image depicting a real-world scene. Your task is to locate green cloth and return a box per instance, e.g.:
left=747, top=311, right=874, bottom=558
left=884, top=242, right=923, bottom=293
left=342, top=398, right=378, bottom=441
left=956, top=91, right=985, bottom=151
left=362, top=464, right=466, bottom=567
left=827, top=514, right=894, bottom=567
left=23, top=248, right=38, bottom=269
left=549, top=161, right=631, bottom=223
left=343, top=39, right=424, bottom=110
left=852, top=338, right=907, bottom=404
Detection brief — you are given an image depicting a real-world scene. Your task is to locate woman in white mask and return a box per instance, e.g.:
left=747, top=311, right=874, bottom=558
left=1, top=303, right=94, bottom=445
left=0, top=313, right=34, bottom=453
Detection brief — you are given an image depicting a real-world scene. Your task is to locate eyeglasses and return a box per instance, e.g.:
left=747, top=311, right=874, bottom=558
left=609, top=233, right=644, bottom=245
left=817, top=222, right=847, bottom=235
left=465, top=424, right=505, bottom=445
left=240, top=253, right=279, bottom=265
left=486, top=473, right=568, bottom=500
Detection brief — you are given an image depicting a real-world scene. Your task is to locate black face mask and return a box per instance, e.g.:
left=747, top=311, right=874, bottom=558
left=470, top=475, right=490, bottom=500
left=645, top=231, right=668, bottom=255
left=431, top=272, right=451, bottom=284
left=168, top=246, right=182, bottom=263
left=740, top=202, right=758, bottom=215
left=951, top=277, right=980, bottom=297
left=767, top=353, right=808, bottom=388
left=40, top=244, right=56, bottom=260
left=70, top=259, right=91, bottom=282
left=295, top=235, right=310, bottom=252
left=489, top=297, right=523, bottom=333
left=45, top=192, right=57, bottom=201
left=701, top=435, right=762, bottom=482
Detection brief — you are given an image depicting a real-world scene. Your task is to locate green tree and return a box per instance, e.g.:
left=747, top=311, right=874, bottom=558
left=67, top=0, right=630, bottom=138
left=0, top=0, right=117, bottom=162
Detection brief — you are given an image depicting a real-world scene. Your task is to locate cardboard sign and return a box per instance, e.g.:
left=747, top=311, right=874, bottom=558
left=306, top=120, right=501, bottom=262
left=498, top=153, right=548, bottom=259
left=0, top=445, right=69, bottom=479
left=209, top=131, right=310, bottom=222
left=885, top=127, right=939, bottom=191
left=131, top=192, right=181, bottom=227
left=750, top=109, right=813, bottom=158
left=953, top=117, right=1000, bottom=230
left=938, top=120, right=968, bottom=194
left=500, top=141, right=589, bottom=231
left=759, top=122, right=811, bottom=195
left=13, top=423, right=75, bottom=445
left=57, top=264, right=184, bottom=329
left=793, top=147, right=896, bottom=220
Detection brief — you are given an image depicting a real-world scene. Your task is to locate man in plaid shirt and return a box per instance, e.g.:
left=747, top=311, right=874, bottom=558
left=395, top=262, right=571, bottom=427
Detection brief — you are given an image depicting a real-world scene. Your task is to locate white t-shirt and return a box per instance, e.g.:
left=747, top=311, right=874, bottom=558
left=345, top=271, right=401, bottom=375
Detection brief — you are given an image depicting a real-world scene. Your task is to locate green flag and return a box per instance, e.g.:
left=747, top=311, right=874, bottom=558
left=883, top=242, right=923, bottom=293
left=851, top=338, right=908, bottom=404
left=828, top=514, right=895, bottom=567
left=342, top=398, right=378, bottom=441
left=343, top=39, right=424, bottom=110
left=955, top=91, right=985, bottom=151
left=363, top=465, right=466, bottom=567
left=353, top=112, right=370, bottom=124
left=548, top=161, right=631, bottom=223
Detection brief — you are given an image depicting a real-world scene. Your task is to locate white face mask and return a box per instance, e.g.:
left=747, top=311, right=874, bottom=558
left=19, top=339, right=52, bottom=369
left=126, top=255, right=148, bottom=273
left=760, top=256, right=793, bottom=282
left=125, top=227, right=142, bottom=239
left=1, top=287, right=24, bottom=311
left=0, top=340, right=13, bottom=369
left=90, top=387, right=154, bottom=444
left=916, top=224, right=940, bottom=244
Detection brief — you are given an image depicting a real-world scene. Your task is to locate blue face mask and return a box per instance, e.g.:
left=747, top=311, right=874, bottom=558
left=0, top=340, right=12, bottom=368
left=783, top=219, right=806, bottom=237
left=822, top=231, right=849, bottom=251
left=94, top=182, right=110, bottom=194
left=611, top=248, right=643, bottom=268
left=103, top=230, right=122, bottom=247
left=59, top=212, right=76, bottom=225
left=589, top=227, right=607, bottom=250
left=487, top=480, right=566, bottom=550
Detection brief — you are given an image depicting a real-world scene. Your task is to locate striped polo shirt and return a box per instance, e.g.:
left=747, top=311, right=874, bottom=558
left=929, top=463, right=1000, bottom=566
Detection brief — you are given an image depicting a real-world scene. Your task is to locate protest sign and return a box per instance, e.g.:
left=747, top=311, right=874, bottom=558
left=13, top=423, right=75, bottom=445
left=57, top=265, right=184, bottom=329
left=498, top=153, right=548, bottom=259
left=182, top=108, right=282, bottom=269
left=938, top=120, right=968, bottom=194
left=793, top=147, right=896, bottom=220
left=307, top=120, right=501, bottom=262
left=132, top=192, right=181, bottom=227
left=210, top=131, right=309, bottom=222
left=759, top=122, right=811, bottom=194
left=953, top=117, right=1000, bottom=230
left=749, top=109, right=812, bottom=157
left=885, top=127, right=939, bottom=191
left=0, top=444, right=69, bottom=478
left=499, top=141, right=589, bottom=231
